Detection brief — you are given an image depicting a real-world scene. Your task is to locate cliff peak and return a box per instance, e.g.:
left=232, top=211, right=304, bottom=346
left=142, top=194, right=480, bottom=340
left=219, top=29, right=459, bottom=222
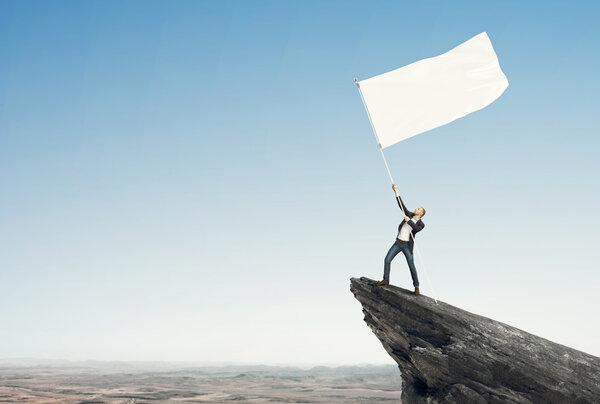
left=350, top=276, right=600, bottom=404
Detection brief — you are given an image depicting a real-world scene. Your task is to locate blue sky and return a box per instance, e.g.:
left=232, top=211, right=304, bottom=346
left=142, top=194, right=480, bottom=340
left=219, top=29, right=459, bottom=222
left=1, top=1, right=599, bottom=365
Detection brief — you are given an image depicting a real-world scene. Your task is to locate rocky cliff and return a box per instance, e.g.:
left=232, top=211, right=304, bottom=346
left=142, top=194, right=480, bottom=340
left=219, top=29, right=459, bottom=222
left=350, top=277, right=600, bottom=404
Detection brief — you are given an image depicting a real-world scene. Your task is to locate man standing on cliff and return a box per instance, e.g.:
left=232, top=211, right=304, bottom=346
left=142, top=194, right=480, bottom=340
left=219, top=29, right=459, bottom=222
left=376, top=184, right=425, bottom=295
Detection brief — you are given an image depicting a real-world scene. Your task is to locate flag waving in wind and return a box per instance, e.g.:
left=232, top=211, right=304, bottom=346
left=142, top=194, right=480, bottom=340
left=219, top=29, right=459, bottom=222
left=357, top=32, right=508, bottom=148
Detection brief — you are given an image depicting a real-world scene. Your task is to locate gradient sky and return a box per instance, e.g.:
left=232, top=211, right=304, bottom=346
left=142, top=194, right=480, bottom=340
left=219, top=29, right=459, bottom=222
left=1, top=1, right=599, bottom=365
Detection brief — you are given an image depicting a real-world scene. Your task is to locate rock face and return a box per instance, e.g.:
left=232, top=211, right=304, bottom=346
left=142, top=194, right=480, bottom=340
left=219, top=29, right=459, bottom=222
left=350, top=277, right=600, bottom=404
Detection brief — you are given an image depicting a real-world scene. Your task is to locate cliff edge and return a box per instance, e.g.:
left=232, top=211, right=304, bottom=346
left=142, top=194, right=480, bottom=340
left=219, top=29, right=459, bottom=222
left=350, top=277, right=600, bottom=404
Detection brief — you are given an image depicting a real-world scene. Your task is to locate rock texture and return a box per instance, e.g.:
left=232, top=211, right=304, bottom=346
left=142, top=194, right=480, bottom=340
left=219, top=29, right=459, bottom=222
left=350, top=277, right=600, bottom=404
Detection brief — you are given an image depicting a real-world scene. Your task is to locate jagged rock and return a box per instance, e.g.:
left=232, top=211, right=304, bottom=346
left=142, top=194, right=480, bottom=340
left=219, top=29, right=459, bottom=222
left=350, top=277, right=600, bottom=404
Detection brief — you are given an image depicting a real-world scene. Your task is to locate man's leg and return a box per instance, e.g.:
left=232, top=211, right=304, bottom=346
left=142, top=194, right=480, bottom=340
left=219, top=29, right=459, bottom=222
left=400, top=245, right=420, bottom=287
left=383, top=241, right=402, bottom=283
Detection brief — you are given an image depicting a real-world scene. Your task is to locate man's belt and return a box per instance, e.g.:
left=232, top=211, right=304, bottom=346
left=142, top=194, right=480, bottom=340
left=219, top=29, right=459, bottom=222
left=396, top=239, right=409, bottom=244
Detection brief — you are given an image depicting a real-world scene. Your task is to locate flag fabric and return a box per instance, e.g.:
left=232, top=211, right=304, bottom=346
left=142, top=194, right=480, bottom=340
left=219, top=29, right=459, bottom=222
left=358, top=32, right=509, bottom=149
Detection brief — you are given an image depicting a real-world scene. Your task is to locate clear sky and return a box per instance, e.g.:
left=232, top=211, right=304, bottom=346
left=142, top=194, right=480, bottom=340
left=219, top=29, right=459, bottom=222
left=1, top=1, right=599, bottom=365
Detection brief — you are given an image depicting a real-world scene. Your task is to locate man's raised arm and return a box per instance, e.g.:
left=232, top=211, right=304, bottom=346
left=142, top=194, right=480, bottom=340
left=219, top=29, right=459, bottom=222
left=392, top=184, right=412, bottom=216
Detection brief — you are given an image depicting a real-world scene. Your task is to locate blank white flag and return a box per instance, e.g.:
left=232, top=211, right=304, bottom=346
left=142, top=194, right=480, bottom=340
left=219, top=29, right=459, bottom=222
left=358, top=32, right=508, bottom=149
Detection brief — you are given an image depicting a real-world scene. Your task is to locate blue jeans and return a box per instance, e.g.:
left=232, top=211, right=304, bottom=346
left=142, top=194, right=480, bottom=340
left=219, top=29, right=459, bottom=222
left=384, top=240, right=419, bottom=287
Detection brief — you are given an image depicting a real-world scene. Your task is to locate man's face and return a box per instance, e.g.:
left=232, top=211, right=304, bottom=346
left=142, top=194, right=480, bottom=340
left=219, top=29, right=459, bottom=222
left=414, top=207, right=425, bottom=217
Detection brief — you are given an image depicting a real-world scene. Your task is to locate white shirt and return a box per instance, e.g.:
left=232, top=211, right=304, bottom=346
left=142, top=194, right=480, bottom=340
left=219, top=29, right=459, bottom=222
left=398, top=217, right=418, bottom=241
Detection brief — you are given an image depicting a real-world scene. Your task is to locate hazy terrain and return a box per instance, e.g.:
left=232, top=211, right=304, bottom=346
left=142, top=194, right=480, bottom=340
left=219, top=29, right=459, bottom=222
left=0, top=359, right=401, bottom=403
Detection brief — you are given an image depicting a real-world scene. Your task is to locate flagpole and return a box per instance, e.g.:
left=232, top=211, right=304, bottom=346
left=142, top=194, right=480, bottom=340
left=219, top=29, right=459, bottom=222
left=354, top=78, right=396, bottom=186
left=355, top=77, right=438, bottom=304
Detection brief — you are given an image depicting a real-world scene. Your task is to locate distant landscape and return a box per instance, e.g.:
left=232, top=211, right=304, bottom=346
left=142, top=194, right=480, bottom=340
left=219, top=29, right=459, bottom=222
left=0, top=359, right=401, bottom=403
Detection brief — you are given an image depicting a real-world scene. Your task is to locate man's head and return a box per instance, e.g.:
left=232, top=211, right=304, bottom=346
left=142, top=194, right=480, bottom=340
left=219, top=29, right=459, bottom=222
left=414, top=206, right=426, bottom=218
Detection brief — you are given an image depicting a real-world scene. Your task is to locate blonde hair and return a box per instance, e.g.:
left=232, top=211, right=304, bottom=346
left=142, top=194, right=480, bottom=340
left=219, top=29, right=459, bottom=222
left=419, top=206, right=426, bottom=217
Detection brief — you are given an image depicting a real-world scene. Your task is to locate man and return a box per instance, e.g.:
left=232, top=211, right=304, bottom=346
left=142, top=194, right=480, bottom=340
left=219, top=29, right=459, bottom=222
left=376, top=184, right=426, bottom=296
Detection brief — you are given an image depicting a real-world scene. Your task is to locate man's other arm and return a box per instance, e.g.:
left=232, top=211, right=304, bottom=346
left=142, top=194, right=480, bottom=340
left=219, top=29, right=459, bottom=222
left=406, top=218, right=425, bottom=234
